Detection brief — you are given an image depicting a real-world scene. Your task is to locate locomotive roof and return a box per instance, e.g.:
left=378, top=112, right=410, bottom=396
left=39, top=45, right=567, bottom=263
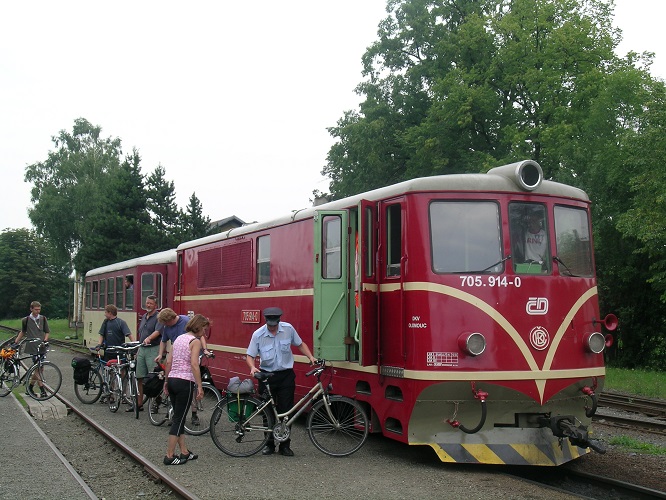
left=85, top=249, right=177, bottom=277
left=177, top=172, right=589, bottom=251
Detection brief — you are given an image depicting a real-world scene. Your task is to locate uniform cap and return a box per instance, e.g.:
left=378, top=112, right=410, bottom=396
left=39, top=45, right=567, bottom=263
left=263, top=307, right=283, bottom=317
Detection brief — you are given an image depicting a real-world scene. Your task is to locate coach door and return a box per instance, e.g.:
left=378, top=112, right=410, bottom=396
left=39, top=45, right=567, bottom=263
left=313, top=210, right=352, bottom=361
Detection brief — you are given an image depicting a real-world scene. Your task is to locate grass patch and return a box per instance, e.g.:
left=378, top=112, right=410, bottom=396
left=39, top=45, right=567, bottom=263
left=605, top=367, right=666, bottom=399
left=609, top=436, right=666, bottom=455
left=0, top=318, right=84, bottom=344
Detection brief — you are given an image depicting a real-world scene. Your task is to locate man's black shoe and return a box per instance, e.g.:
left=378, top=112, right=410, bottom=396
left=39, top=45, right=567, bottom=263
left=279, top=446, right=294, bottom=457
left=262, top=446, right=275, bottom=456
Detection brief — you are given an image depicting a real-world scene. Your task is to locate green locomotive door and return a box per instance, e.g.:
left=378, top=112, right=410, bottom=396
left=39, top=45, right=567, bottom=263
left=313, top=210, right=352, bottom=361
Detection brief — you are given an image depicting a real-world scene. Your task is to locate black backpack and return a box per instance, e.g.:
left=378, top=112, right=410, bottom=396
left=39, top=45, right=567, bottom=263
left=143, top=366, right=164, bottom=398
left=71, top=357, right=91, bottom=385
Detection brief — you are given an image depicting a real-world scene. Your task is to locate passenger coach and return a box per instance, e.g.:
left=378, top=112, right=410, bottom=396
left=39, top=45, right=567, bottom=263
left=82, top=249, right=177, bottom=346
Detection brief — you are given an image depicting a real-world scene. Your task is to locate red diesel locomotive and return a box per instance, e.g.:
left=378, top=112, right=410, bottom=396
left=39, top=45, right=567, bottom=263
left=84, top=160, right=615, bottom=465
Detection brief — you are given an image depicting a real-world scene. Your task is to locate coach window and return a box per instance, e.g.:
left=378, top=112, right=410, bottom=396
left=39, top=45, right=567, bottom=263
left=92, top=281, right=99, bottom=309
left=115, top=277, right=123, bottom=307
left=85, top=281, right=91, bottom=310
left=430, top=201, right=502, bottom=273
left=257, top=235, right=271, bottom=286
left=125, top=274, right=134, bottom=310
left=322, top=215, right=342, bottom=279
left=99, top=279, right=106, bottom=308
left=107, top=278, right=114, bottom=305
left=554, top=206, right=593, bottom=277
left=386, top=204, right=402, bottom=277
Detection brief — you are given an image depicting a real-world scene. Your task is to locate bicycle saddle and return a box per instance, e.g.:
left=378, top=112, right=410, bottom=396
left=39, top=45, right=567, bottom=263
left=253, top=372, right=275, bottom=381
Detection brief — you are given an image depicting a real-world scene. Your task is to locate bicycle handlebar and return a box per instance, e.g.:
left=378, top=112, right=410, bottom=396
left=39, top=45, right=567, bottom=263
left=305, top=359, right=327, bottom=377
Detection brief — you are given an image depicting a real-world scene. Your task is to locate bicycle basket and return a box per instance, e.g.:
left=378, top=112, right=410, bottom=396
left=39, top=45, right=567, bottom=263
left=0, top=348, right=16, bottom=359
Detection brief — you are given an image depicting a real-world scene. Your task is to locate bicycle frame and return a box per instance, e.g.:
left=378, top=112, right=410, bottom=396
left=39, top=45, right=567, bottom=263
left=246, top=364, right=330, bottom=433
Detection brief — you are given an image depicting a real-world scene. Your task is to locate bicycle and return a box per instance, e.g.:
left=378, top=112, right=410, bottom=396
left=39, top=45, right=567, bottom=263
left=148, top=352, right=221, bottom=434
left=112, top=342, right=142, bottom=418
left=107, top=342, right=141, bottom=417
left=209, top=359, right=368, bottom=457
left=0, top=338, right=62, bottom=401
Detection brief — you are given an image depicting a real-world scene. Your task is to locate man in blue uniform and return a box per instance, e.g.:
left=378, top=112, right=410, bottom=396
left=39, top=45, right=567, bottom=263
left=246, top=307, right=316, bottom=457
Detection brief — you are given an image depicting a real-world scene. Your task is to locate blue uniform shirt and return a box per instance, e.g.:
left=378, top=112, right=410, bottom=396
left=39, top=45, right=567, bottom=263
left=246, top=321, right=303, bottom=372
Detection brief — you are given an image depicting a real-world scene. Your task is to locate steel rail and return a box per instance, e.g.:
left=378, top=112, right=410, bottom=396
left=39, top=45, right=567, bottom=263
left=53, top=391, right=200, bottom=500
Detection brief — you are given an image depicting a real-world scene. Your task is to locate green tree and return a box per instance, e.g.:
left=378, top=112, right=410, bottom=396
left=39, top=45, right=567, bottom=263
left=181, top=192, right=213, bottom=241
left=24, top=118, right=122, bottom=267
left=323, top=0, right=666, bottom=368
left=146, top=165, right=182, bottom=249
left=0, top=229, right=69, bottom=319
left=75, top=149, right=153, bottom=273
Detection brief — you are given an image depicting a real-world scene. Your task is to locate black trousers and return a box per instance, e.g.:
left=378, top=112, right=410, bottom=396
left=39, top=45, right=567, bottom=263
left=259, top=368, right=295, bottom=448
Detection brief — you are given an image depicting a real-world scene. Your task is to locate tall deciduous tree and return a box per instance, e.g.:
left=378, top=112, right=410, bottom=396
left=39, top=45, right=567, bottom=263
left=24, top=118, right=122, bottom=267
left=323, top=0, right=666, bottom=368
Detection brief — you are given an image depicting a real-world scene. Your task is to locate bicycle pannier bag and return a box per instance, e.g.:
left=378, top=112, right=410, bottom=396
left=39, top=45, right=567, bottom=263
left=71, top=357, right=91, bottom=385
left=142, top=372, right=163, bottom=398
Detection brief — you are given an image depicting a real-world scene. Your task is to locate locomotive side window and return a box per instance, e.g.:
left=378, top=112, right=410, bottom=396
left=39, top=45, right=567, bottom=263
left=99, top=279, right=106, bottom=308
left=107, top=278, right=114, bottom=306
left=257, top=235, right=271, bottom=286
left=322, top=215, right=342, bottom=279
left=509, top=203, right=551, bottom=274
left=430, top=201, right=502, bottom=273
left=554, top=206, right=593, bottom=277
left=141, top=273, right=163, bottom=307
left=92, top=280, right=99, bottom=309
left=115, top=277, right=123, bottom=307
left=386, top=204, right=402, bottom=277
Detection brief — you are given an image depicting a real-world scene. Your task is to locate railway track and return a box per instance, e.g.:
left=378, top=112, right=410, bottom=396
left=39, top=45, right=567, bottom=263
left=598, top=392, right=666, bottom=418
left=53, top=391, right=198, bottom=500
left=507, top=466, right=666, bottom=499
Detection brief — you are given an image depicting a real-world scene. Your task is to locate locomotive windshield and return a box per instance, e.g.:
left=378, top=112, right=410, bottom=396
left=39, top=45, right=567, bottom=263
left=509, top=203, right=551, bottom=274
left=553, top=205, right=593, bottom=276
left=430, top=201, right=502, bottom=273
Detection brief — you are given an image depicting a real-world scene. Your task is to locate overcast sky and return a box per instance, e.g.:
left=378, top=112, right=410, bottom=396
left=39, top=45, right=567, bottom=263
left=1, top=0, right=664, bottom=232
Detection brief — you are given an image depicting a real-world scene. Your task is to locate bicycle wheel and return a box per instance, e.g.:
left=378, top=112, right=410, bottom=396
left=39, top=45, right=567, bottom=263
left=0, top=361, right=18, bottom=397
left=130, top=374, right=140, bottom=419
left=26, top=362, right=62, bottom=401
left=184, top=383, right=222, bottom=435
left=74, top=368, right=103, bottom=404
left=307, top=395, right=368, bottom=457
left=148, top=392, right=170, bottom=426
left=108, top=372, right=123, bottom=412
left=210, top=395, right=273, bottom=457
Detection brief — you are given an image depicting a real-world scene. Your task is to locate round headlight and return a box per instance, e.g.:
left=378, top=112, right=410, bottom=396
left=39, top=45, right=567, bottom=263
left=585, top=332, right=605, bottom=354
left=458, top=332, right=486, bottom=356
left=130, top=361, right=136, bottom=369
